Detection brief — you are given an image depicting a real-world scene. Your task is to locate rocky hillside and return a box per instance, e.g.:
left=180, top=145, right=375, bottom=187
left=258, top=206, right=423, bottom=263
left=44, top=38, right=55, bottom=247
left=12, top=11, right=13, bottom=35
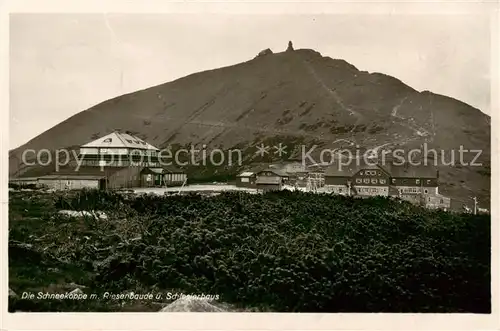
left=9, top=45, right=490, bottom=207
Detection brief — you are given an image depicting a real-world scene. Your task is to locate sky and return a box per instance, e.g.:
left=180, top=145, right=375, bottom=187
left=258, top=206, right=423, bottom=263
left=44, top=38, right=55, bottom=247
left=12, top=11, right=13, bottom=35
left=9, top=13, right=491, bottom=149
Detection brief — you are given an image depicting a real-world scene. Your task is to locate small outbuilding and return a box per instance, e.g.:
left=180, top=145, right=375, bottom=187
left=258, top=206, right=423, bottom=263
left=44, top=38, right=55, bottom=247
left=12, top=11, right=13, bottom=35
left=140, top=167, right=187, bottom=187
left=255, top=169, right=287, bottom=192
left=236, top=171, right=257, bottom=188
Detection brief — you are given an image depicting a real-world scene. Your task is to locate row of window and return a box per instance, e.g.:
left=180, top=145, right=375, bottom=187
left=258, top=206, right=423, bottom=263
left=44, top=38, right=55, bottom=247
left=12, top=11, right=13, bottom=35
left=81, top=160, right=161, bottom=167
left=359, top=170, right=380, bottom=176
left=99, top=149, right=158, bottom=156
left=400, top=187, right=421, bottom=194
left=102, top=137, right=149, bottom=146
left=357, top=187, right=388, bottom=194
left=355, top=178, right=387, bottom=185
left=396, top=178, right=430, bottom=185
left=427, top=197, right=445, bottom=204
left=353, top=177, right=433, bottom=185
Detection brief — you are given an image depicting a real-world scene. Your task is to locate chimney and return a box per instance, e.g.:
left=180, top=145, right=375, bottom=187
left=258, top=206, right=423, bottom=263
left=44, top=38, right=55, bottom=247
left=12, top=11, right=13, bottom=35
left=286, top=40, right=294, bottom=52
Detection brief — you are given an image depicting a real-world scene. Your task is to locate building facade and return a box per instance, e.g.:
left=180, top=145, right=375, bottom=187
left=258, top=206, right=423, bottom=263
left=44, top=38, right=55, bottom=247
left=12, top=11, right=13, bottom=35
left=140, top=167, right=187, bottom=187
left=78, top=132, right=162, bottom=168
left=324, top=160, right=450, bottom=210
left=324, top=162, right=390, bottom=196
left=37, top=175, right=103, bottom=190
left=236, top=171, right=257, bottom=188
left=255, top=169, right=285, bottom=192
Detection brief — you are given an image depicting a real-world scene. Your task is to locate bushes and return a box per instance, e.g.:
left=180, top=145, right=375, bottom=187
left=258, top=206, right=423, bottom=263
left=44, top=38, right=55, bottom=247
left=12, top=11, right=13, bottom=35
left=9, top=190, right=490, bottom=312
left=54, top=189, right=125, bottom=211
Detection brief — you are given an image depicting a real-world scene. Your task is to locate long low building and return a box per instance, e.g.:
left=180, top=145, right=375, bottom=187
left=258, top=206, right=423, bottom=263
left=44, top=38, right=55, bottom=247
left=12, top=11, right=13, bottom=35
left=37, top=174, right=105, bottom=190
left=323, top=160, right=451, bottom=210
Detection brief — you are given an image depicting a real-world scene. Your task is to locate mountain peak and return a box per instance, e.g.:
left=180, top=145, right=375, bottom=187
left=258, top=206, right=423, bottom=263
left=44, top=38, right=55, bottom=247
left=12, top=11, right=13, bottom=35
left=9, top=45, right=490, bottom=207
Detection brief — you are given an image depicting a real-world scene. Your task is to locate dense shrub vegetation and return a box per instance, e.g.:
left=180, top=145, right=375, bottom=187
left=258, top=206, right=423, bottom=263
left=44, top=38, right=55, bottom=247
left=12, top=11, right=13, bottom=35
left=9, top=189, right=490, bottom=312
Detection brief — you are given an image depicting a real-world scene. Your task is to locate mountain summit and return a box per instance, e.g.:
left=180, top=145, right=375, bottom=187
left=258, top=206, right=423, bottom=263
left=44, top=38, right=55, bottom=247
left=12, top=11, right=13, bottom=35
left=9, top=47, right=490, bottom=205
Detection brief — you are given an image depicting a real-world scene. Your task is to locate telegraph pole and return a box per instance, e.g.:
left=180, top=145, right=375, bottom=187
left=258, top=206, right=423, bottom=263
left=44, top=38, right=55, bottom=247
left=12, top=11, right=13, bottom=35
left=473, top=197, right=478, bottom=215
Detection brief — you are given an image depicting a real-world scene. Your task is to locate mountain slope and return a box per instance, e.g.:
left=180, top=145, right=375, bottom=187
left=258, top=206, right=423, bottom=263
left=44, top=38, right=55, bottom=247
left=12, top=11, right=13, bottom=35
left=9, top=48, right=491, bottom=207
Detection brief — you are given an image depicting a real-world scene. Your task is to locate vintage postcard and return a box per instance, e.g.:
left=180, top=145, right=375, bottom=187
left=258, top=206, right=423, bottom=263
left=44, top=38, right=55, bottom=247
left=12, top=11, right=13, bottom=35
left=2, top=0, right=499, bottom=330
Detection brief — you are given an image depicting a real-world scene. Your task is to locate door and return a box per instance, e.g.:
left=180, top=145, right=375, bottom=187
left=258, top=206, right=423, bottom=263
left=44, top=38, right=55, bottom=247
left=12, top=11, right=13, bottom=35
left=99, top=178, right=107, bottom=190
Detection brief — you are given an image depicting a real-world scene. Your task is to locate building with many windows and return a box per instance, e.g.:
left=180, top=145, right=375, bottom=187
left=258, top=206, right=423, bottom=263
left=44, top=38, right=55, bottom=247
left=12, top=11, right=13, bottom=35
left=79, top=132, right=161, bottom=167
left=323, top=160, right=450, bottom=210
left=324, top=161, right=390, bottom=196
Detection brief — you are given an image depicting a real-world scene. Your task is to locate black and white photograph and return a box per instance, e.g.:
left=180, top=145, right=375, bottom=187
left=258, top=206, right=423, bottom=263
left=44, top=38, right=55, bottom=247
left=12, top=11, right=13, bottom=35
left=2, top=0, right=499, bottom=329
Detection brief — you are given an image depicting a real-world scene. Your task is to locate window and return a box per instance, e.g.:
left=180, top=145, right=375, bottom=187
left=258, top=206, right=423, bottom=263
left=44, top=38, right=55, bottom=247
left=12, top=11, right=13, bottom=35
left=380, top=179, right=386, bottom=184
left=440, top=199, right=444, bottom=204
left=360, top=171, right=364, bottom=175
left=241, top=177, right=249, bottom=183
left=416, top=179, right=420, bottom=185
left=363, top=178, right=370, bottom=184
left=356, top=178, right=362, bottom=184
left=392, top=179, right=396, bottom=184
left=402, top=179, right=407, bottom=184
left=126, top=139, right=133, bottom=143
left=103, top=138, right=112, bottom=143
left=424, top=189, right=428, bottom=194
left=427, top=180, right=431, bottom=184
left=371, top=179, right=378, bottom=184
left=339, top=188, right=343, bottom=193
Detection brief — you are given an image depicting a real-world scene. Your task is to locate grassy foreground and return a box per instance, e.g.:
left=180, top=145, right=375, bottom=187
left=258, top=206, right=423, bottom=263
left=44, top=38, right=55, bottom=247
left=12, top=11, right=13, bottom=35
left=8, top=189, right=490, bottom=312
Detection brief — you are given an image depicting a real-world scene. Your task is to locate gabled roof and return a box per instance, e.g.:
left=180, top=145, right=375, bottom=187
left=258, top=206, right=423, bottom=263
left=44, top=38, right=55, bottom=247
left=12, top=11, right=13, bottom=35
left=237, top=171, right=255, bottom=177
left=38, top=174, right=106, bottom=180
left=388, top=163, right=437, bottom=179
left=325, top=159, right=389, bottom=177
left=256, top=168, right=288, bottom=177
left=141, top=166, right=185, bottom=175
left=50, top=166, right=127, bottom=177
left=324, top=159, right=438, bottom=179
left=16, top=165, right=125, bottom=179
left=81, top=132, right=159, bottom=150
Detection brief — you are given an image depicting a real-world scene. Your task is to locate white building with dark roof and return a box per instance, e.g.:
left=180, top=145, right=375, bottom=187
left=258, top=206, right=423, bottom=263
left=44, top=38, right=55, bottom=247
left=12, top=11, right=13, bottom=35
left=79, top=132, right=161, bottom=167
